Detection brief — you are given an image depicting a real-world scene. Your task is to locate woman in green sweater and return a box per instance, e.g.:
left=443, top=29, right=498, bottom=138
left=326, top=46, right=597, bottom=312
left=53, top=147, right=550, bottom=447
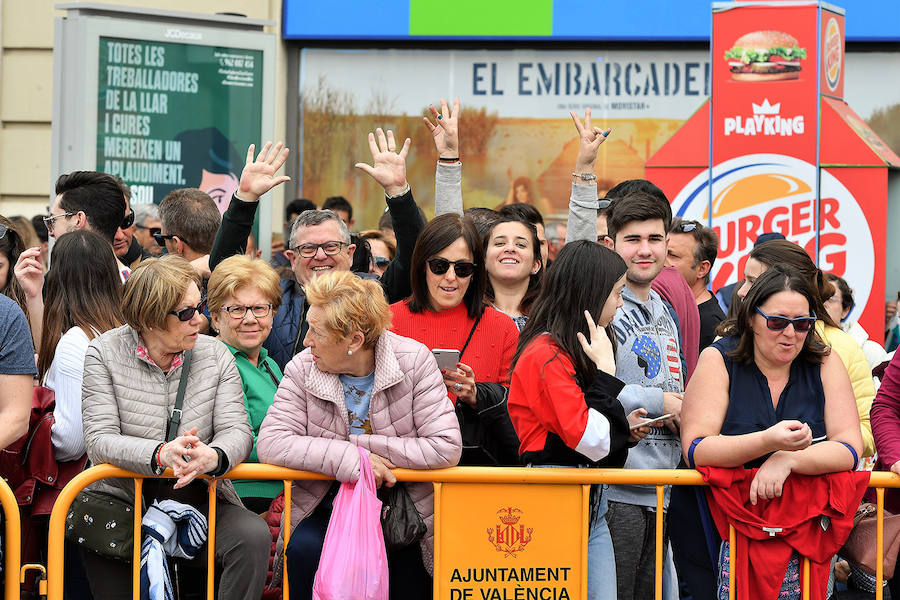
left=208, top=254, right=283, bottom=512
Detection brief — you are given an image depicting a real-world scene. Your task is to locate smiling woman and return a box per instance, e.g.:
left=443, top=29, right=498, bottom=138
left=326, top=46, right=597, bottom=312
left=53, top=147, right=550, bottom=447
left=390, top=213, right=521, bottom=466
left=207, top=254, right=283, bottom=512
left=483, top=214, right=543, bottom=330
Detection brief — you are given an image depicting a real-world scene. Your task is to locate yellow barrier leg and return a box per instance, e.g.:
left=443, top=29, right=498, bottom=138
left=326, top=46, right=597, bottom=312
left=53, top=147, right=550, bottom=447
left=1, top=481, right=21, bottom=600
left=132, top=478, right=143, bottom=600
left=801, top=557, right=809, bottom=600
left=728, top=525, right=735, bottom=600
left=283, top=481, right=291, bottom=600
left=207, top=479, right=217, bottom=600
left=656, top=485, right=663, bottom=600
left=877, top=487, right=885, bottom=600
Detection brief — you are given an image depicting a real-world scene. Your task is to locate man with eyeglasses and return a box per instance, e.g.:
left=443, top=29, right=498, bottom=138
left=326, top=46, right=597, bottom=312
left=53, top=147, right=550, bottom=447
left=209, top=133, right=424, bottom=370
left=666, top=218, right=726, bottom=352
left=16, top=171, right=130, bottom=347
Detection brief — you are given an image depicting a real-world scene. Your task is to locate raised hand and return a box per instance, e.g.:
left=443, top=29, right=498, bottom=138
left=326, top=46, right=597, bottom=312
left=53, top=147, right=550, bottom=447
left=355, top=128, right=411, bottom=197
left=570, top=108, right=611, bottom=175
left=576, top=310, right=616, bottom=375
left=14, top=247, right=44, bottom=299
left=236, top=141, right=291, bottom=203
left=423, top=98, right=460, bottom=159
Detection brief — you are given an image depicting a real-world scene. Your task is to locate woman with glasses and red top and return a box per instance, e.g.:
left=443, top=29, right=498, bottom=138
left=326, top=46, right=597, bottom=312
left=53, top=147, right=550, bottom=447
left=389, top=213, right=521, bottom=466
left=681, top=264, right=863, bottom=599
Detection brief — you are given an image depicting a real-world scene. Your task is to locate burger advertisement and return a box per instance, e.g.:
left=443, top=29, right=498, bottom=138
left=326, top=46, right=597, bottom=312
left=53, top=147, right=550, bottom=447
left=712, top=3, right=820, bottom=162
left=725, top=30, right=807, bottom=82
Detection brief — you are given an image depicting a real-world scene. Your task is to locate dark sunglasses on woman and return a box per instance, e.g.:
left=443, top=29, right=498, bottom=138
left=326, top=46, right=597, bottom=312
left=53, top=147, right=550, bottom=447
left=170, top=298, right=208, bottom=322
left=426, top=257, right=477, bottom=278
left=755, top=307, right=817, bottom=332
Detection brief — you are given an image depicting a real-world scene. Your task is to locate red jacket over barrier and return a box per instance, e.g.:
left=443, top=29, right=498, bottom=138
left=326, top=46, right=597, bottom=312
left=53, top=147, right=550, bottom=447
left=699, top=466, right=868, bottom=600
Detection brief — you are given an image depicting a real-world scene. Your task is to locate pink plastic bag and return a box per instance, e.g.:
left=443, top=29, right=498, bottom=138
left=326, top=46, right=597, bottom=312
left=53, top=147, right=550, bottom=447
left=312, top=446, right=389, bottom=600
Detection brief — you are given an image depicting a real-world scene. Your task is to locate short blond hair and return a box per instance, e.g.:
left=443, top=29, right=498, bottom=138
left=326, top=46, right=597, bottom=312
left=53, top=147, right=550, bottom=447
left=304, top=271, right=390, bottom=348
left=122, top=255, right=200, bottom=332
left=207, top=255, right=282, bottom=315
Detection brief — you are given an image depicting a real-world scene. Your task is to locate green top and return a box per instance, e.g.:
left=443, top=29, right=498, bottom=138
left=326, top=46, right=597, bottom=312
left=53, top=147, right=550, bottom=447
left=224, top=342, right=283, bottom=501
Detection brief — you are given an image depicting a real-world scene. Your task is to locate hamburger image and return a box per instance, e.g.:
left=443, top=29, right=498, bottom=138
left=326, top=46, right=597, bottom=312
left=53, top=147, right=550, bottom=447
left=725, top=30, right=807, bottom=81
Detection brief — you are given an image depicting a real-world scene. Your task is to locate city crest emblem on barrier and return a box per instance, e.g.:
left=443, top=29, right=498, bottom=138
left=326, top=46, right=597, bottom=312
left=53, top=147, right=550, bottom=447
left=486, top=507, right=533, bottom=557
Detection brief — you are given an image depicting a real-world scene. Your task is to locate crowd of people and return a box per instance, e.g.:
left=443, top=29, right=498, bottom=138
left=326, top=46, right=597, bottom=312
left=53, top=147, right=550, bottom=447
left=0, top=99, right=898, bottom=600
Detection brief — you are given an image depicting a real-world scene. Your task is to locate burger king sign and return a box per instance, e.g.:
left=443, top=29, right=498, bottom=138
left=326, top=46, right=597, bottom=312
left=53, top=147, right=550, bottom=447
left=671, top=154, right=874, bottom=322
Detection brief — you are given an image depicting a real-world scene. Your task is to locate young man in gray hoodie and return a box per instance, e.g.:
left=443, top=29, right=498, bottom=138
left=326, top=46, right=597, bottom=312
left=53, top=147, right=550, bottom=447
left=602, top=192, right=685, bottom=600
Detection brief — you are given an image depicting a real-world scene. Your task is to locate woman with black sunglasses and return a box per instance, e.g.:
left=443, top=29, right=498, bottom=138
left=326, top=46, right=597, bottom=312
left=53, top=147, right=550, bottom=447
left=390, top=213, right=521, bottom=466
left=681, top=264, right=863, bottom=599
left=78, top=253, right=270, bottom=599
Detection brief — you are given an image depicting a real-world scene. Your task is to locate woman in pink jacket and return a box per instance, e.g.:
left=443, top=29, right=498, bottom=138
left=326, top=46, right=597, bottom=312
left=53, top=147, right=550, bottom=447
left=257, top=271, right=462, bottom=600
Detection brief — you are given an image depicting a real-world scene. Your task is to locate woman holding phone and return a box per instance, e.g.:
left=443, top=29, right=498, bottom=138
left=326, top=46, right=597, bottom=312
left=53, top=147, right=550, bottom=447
left=508, top=241, right=650, bottom=600
left=390, top=213, right=520, bottom=466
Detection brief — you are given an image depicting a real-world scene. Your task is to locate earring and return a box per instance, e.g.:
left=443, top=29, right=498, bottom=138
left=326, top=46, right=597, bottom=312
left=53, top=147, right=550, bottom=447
left=347, top=349, right=353, bottom=356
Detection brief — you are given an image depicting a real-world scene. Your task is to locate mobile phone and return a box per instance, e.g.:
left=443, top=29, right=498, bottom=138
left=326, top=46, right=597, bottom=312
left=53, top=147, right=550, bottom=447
left=629, top=413, right=675, bottom=431
left=432, top=349, right=461, bottom=371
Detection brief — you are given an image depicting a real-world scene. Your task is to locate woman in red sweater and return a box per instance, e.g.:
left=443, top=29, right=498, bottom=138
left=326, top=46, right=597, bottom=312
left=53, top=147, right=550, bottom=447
left=508, top=241, right=649, bottom=600
left=390, top=213, right=520, bottom=465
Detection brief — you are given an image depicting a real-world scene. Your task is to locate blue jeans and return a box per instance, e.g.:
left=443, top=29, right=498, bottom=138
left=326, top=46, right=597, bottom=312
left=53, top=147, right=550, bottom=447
left=588, top=490, right=617, bottom=600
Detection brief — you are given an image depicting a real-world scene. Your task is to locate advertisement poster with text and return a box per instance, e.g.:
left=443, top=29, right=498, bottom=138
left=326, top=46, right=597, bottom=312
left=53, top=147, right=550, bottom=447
left=97, top=37, right=263, bottom=211
left=299, top=48, right=710, bottom=228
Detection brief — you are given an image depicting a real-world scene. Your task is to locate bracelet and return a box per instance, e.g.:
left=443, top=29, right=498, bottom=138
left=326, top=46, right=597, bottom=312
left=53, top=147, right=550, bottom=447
left=153, top=444, right=165, bottom=475
left=438, top=157, right=460, bottom=163
left=572, top=172, right=597, bottom=181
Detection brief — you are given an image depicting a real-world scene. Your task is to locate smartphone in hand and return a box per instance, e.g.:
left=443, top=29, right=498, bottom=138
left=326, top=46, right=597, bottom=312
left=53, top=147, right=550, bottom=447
left=432, top=349, right=461, bottom=371
left=629, top=413, right=675, bottom=431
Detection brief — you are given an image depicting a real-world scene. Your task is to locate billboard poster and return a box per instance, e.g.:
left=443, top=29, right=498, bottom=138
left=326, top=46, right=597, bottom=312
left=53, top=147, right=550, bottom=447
left=299, top=48, right=710, bottom=227
left=96, top=36, right=264, bottom=211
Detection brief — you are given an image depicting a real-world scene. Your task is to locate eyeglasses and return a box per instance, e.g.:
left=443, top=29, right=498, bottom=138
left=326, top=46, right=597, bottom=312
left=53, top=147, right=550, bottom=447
left=373, top=256, right=391, bottom=269
left=43, top=212, right=76, bottom=228
left=755, top=307, right=817, bottom=332
left=220, top=304, right=273, bottom=319
left=153, top=233, right=177, bottom=246
left=426, top=257, right=477, bottom=278
left=0, top=224, right=7, bottom=241
left=170, top=298, right=207, bottom=322
left=292, top=241, right=348, bottom=258
left=120, top=209, right=135, bottom=230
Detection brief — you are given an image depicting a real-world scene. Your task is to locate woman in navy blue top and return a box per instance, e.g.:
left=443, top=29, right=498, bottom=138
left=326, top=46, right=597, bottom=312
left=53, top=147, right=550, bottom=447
left=680, top=265, right=862, bottom=598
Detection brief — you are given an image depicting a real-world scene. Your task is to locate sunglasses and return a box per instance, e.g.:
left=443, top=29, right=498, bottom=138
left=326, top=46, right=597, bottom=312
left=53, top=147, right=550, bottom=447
left=120, top=209, right=135, bottom=230
left=426, top=257, right=477, bottom=278
left=170, top=298, right=207, bottom=322
left=0, top=224, right=7, bottom=241
left=755, top=307, right=817, bottom=332
left=43, top=212, right=77, bottom=229
left=153, top=233, right=177, bottom=247
left=373, top=256, right=391, bottom=269
left=674, top=220, right=702, bottom=233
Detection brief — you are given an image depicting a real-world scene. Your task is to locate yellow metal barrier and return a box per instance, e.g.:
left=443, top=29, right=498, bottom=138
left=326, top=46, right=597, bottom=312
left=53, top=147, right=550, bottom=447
left=43, top=465, right=900, bottom=600
left=0, top=477, right=21, bottom=600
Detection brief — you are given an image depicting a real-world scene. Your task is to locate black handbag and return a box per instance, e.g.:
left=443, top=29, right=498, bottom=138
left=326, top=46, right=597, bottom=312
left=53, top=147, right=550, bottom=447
left=65, top=351, right=193, bottom=561
left=378, top=483, right=426, bottom=550
left=64, top=490, right=138, bottom=561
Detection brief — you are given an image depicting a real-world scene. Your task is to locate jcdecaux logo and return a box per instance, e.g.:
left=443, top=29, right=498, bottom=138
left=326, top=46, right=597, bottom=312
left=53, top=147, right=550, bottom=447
left=671, top=154, right=873, bottom=321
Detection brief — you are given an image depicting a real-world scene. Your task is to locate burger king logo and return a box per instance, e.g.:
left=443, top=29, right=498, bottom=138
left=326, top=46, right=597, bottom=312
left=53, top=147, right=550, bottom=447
left=671, top=154, right=873, bottom=321
left=824, top=18, right=842, bottom=92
